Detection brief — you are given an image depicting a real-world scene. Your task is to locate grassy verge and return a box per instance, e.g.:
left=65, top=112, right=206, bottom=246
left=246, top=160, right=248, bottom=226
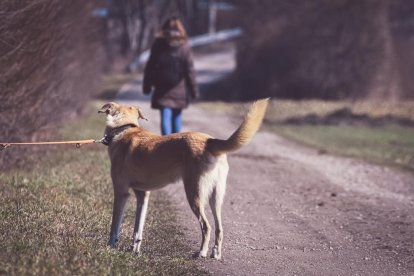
left=197, top=99, right=414, bottom=171
left=198, top=99, right=414, bottom=121
left=269, top=124, right=414, bottom=171
left=0, top=103, right=206, bottom=275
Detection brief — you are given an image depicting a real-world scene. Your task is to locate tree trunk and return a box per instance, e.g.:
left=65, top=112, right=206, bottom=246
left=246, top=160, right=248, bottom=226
left=368, top=0, right=401, bottom=101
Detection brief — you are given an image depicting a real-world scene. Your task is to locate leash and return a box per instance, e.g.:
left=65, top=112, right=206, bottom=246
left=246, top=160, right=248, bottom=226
left=1, top=123, right=139, bottom=150
left=0, top=138, right=105, bottom=151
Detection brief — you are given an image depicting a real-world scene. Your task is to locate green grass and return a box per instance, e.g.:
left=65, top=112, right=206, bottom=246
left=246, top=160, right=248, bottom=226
left=269, top=124, right=414, bottom=171
left=0, top=104, right=207, bottom=275
left=198, top=99, right=414, bottom=172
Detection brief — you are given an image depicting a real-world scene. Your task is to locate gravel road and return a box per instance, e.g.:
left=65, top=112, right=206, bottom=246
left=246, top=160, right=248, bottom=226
left=117, top=46, right=414, bottom=276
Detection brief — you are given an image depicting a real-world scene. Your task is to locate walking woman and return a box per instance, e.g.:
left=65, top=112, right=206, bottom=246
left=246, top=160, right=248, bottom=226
left=143, top=17, right=198, bottom=135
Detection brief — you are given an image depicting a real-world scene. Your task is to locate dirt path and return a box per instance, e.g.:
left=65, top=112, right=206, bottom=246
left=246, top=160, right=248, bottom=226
left=117, top=47, right=414, bottom=275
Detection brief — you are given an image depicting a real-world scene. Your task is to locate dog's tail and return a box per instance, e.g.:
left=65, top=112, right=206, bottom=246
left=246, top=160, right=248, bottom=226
left=207, top=98, right=269, bottom=156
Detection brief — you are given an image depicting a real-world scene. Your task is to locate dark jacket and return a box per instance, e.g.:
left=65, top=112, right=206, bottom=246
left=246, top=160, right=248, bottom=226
left=143, top=31, right=198, bottom=109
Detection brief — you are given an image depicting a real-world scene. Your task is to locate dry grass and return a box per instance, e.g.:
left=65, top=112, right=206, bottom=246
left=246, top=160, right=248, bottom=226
left=197, top=99, right=414, bottom=122
left=266, top=100, right=414, bottom=121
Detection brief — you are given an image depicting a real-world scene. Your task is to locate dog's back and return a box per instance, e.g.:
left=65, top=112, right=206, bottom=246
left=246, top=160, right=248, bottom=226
left=111, top=128, right=215, bottom=190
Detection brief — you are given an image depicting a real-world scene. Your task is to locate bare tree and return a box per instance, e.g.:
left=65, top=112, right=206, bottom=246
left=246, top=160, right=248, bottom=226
left=104, top=0, right=216, bottom=65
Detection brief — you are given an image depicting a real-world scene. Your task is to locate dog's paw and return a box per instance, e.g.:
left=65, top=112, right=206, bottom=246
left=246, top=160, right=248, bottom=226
left=130, top=242, right=142, bottom=254
left=192, top=251, right=208, bottom=259
left=210, top=247, right=222, bottom=260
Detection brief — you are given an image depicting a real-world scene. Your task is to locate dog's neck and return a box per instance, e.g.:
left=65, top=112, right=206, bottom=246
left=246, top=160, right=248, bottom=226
left=102, top=124, right=138, bottom=145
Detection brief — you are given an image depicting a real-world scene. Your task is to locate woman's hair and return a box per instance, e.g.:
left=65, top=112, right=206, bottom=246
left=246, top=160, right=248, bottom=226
left=160, top=17, right=188, bottom=41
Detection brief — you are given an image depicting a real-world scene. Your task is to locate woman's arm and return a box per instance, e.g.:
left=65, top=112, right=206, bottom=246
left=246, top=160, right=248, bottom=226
left=183, top=45, right=198, bottom=99
left=142, top=40, right=159, bottom=94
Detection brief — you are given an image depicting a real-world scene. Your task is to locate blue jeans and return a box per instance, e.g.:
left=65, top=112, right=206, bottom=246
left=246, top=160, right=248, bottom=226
left=160, top=107, right=182, bottom=135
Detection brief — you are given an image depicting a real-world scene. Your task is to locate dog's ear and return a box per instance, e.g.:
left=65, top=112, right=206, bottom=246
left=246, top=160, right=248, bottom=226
left=137, top=108, right=148, bottom=121
left=98, top=102, right=117, bottom=115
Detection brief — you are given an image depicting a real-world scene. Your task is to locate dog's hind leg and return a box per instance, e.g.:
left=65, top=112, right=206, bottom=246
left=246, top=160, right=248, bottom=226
left=209, top=159, right=228, bottom=260
left=130, top=190, right=150, bottom=253
left=108, top=189, right=129, bottom=248
left=193, top=205, right=211, bottom=258
left=184, top=175, right=211, bottom=258
left=209, top=184, right=227, bottom=259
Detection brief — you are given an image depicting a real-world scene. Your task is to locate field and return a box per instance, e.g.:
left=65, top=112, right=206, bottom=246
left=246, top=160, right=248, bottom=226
left=0, top=104, right=206, bottom=275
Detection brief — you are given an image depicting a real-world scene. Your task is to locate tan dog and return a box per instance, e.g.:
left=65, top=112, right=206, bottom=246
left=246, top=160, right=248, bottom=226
left=98, top=99, right=268, bottom=259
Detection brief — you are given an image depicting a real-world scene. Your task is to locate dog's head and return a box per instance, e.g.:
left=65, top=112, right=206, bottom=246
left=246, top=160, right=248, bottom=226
left=98, top=102, right=147, bottom=128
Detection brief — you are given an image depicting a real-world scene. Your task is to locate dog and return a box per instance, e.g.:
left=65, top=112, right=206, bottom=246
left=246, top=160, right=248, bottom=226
left=98, top=98, right=269, bottom=259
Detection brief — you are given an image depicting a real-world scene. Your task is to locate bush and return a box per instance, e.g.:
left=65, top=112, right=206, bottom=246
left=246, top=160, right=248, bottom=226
left=235, top=0, right=414, bottom=101
left=0, top=0, right=104, bottom=169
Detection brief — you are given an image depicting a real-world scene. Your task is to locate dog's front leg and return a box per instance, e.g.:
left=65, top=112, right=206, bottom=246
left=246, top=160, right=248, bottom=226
left=108, top=191, right=129, bottom=248
left=131, top=190, right=150, bottom=253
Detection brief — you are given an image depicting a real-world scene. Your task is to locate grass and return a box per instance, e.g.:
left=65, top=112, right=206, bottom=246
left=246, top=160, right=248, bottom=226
left=197, top=99, right=414, bottom=171
left=0, top=103, right=207, bottom=275
left=198, top=99, right=414, bottom=121
left=98, top=73, right=140, bottom=100
left=270, top=124, right=414, bottom=171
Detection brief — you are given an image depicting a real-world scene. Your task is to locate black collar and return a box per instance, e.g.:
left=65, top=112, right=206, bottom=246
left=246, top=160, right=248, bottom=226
left=102, top=124, right=137, bottom=146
